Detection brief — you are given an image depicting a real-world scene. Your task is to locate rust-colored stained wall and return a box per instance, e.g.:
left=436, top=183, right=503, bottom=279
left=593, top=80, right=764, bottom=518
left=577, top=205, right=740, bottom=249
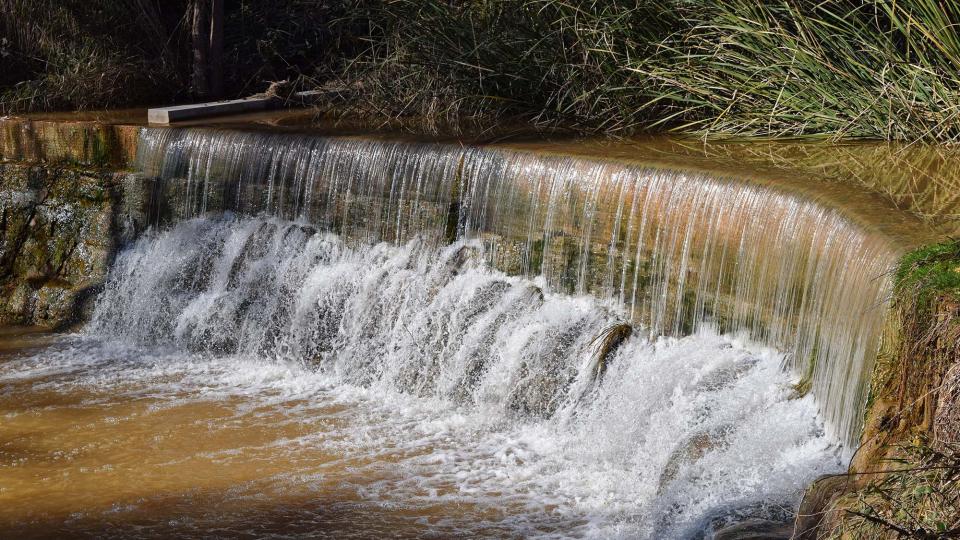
left=0, top=117, right=139, bottom=169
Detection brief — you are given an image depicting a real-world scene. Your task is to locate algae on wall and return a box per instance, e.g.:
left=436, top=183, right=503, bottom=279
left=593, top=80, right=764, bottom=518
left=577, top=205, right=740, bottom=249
left=0, top=163, right=148, bottom=328
left=0, top=118, right=140, bottom=168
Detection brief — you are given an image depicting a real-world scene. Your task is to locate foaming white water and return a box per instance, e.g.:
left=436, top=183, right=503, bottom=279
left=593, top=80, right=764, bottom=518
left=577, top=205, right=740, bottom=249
left=70, top=216, right=842, bottom=538
left=136, top=128, right=902, bottom=446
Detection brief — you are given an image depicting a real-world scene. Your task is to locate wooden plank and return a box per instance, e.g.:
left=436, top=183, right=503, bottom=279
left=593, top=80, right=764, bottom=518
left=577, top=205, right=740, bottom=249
left=147, top=97, right=277, bottom=124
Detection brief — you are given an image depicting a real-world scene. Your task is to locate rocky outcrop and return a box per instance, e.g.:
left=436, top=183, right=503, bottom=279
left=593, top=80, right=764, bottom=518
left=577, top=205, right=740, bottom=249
left=0, top=116, right=145, bottom=328
left=0, top=163, right=148, bottom=328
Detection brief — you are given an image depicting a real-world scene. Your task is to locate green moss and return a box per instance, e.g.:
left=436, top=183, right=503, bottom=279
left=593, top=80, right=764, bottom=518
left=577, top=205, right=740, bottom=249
left=895, top=240, right=960, bottom=310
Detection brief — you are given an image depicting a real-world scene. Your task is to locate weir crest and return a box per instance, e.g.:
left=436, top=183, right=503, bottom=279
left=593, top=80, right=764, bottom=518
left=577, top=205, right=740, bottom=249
left=133, top=127, right=906, bottom=446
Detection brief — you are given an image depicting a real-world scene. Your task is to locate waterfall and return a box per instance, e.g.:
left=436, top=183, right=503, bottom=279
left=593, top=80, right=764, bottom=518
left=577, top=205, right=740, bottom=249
left=86, top=216, right=841, bottom=538
left=133, top=127, right=902, bottom=446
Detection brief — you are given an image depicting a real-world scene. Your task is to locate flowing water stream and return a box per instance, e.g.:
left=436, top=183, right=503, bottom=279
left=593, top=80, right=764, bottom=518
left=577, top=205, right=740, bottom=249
left=1, top=217, right=841, bottom=538
left=0, top=127, right=918, bottom=538
left=137, top=128, right=903, bottom=445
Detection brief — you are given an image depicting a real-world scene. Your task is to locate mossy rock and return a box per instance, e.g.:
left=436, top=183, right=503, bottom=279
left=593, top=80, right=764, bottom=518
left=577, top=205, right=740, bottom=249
left=0, top=163, right=148, bottom=327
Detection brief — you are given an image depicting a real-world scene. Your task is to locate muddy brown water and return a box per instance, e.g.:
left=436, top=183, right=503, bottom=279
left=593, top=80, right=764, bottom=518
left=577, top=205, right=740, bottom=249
left=0, top=327, right=576, bottom=539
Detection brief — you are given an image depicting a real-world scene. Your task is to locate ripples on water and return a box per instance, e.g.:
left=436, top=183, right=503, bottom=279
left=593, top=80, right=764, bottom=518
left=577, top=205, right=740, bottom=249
left=0, top=217, right=843, bottom=539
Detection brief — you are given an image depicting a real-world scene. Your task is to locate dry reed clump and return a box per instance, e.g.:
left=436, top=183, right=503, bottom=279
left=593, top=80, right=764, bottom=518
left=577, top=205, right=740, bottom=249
left=936, top=362, right=960, bottom=448
left=825, top=441, right=960, bottom=539
left=322, top=0, right=960, bottom=142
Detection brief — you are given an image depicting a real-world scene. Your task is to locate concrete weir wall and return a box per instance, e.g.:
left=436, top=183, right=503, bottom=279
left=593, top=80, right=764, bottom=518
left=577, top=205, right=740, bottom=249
left=1, top=116, right=921, bottom=445
left=0, top=117, right=140, bottom=168
left=141, top=126, right=944, bottom=452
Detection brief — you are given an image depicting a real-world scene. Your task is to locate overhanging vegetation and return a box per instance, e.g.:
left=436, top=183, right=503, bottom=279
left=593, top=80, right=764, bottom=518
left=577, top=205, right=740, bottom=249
left=3, top=1, right=960, bottom=142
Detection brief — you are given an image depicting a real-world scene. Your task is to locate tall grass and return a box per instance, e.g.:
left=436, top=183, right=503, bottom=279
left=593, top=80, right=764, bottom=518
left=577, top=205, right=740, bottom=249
left=3, top=0, right=960, bottom=141
left=330, top=0, right=960, bottom=141
left=641, top=0, right=960, bottom=140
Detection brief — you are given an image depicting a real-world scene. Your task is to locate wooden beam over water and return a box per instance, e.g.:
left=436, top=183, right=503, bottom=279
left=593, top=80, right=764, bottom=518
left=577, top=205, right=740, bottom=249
left=147, top=97, right=277, bottom=124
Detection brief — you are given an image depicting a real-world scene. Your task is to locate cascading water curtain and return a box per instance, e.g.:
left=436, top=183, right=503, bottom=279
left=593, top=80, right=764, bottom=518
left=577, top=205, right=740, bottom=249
left=135, top=127, right=902, bottom=446
left=85, top=215, right=843, bottom=538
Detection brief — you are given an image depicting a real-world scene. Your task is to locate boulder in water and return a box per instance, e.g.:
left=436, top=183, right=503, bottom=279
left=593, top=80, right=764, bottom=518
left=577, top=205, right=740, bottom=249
left=658, top=426, right=733, bottom=493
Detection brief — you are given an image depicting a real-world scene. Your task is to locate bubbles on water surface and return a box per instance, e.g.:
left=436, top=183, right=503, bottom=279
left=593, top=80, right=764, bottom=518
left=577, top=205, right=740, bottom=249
left=0, top=216, right=844, bottom=539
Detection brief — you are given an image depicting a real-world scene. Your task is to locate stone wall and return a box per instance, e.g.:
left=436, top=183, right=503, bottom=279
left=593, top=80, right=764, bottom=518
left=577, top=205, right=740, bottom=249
left=0, top=117, right=145, bottom=327
left=0, top=165, right=149, bottom=328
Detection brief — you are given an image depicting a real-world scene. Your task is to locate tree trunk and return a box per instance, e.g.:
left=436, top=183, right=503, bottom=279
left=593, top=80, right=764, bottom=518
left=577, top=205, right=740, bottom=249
left=208, top=0, right=224, bottom=99
left=191, top=0, right=210, bottom=99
